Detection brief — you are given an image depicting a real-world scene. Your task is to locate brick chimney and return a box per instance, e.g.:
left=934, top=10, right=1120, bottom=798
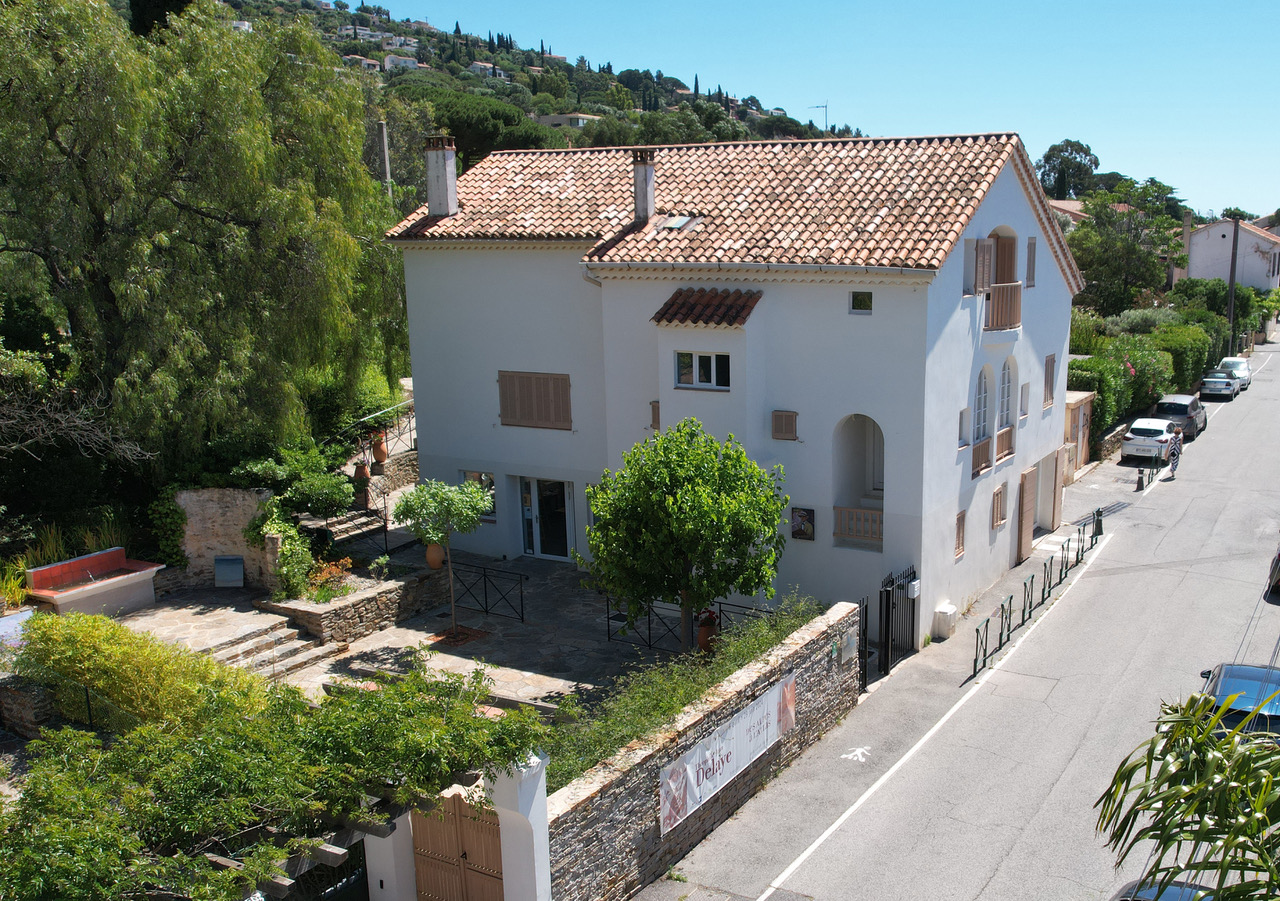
left=425, top=135, right=458, bottom=217
left=632, top=148, right=656, bottom=223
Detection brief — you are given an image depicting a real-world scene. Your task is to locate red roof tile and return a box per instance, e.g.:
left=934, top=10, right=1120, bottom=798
left=652, top=287, right=762, bottom=327
left=388, top=134, right=1072, bottom=279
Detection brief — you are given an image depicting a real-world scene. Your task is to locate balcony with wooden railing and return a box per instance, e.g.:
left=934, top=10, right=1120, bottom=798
left=984, top=282, right=1022, bottom=330
left=971, top=436, right=992, bottom=478
left=833, top=506, right=883, bottom=546
left=995, top=426, right=1014, bottom=462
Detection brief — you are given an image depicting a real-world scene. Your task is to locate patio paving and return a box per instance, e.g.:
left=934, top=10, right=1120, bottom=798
left=122, top=547, right=666, bottom=706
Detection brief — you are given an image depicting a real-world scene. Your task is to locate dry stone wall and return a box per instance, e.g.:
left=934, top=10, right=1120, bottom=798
left=169, top=488, right=278, bottom=592
left=376, top=449, right=419, bottom=494
left=0, top=674, right=55, bottom=739
left=546, top=602, right=860, bottom=901
left=256, top=567, right=449, bottom=644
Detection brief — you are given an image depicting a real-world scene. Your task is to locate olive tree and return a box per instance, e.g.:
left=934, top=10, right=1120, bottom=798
left=394, top=479, right=493, bottom=635
left=578, top=418, right=788, bottom=650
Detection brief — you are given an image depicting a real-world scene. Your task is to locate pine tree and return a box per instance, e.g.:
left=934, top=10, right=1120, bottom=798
left=487, top=31, right=495, bottom=52
left=693, top=74, right=699, bottom=97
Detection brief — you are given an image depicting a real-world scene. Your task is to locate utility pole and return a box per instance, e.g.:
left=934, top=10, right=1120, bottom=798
left=1226, top=214, right=1241, bottom=355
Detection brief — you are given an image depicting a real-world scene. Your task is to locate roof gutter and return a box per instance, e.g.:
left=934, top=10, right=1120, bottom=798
left=581, top=260, right=936, bottom=280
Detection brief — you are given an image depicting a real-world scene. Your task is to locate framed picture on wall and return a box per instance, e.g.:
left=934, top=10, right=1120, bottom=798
left=791, top=507, right=815, bottom=541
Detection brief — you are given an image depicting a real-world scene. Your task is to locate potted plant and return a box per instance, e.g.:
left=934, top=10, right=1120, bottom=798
left=371, top=431, right=389, bottom=464
left=697, top=608, right=719, bottom=653
left=393, top=479, right=493, bottom=637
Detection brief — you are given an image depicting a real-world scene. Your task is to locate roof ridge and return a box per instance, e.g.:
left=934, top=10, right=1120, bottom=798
left=484, top=132, right=1021, bottom=157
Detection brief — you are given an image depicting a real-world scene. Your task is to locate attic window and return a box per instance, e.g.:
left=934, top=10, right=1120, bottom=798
left=659, top=215, right=700, bottom=231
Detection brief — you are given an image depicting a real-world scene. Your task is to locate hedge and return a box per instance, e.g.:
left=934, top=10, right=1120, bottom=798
left=1149, top=324, right=1212, bottom=394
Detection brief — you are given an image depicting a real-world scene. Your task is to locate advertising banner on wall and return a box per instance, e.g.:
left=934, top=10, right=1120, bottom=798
left=659, top=673, right=796, bottom=835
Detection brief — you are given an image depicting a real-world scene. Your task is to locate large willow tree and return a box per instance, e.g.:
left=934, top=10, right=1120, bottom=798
left=0, top=0, right=405, bottom=478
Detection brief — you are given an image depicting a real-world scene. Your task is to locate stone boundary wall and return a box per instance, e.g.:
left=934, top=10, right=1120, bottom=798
left=256, top=567, right=449, bottom=644
left=546, top=602, right=860, bottom=901
left=165, top=488, right=279, bottom=593
left=375, top=449, right=418, bottom=494
left=1098, top=419, right=1131, bottom=461
left=0, top=674, right=55, bottom=739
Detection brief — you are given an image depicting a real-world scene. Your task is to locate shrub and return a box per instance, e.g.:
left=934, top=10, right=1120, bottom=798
left=1070, top=307, right=1106, bottom=355
left=1149, top=324, right=1211, bottom=393
left=1068, top=356, right=1126, bottom=443
left=245, top=497, right=313, bottom=600
left=1101, top=307, right=1180, bottom=337
left=281, top=472, right=354, bottom=520
left=1102, top=335, right=1173, bottom=413
left=542, top=593, right=823, bottom=791
left=1176, top=308, right=1231, bottom=363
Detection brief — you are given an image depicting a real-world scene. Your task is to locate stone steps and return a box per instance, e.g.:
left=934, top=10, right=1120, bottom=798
left=244, top=638, right=348, bottom=681
left=210, top=628, right=301, bottom=666
left=201, top=616, right=347, bottom=683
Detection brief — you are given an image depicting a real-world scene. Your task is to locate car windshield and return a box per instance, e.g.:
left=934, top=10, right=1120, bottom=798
left=1131, top=428, right=1164, bottom=438
left=1155, top=403, right=1188, bottom=416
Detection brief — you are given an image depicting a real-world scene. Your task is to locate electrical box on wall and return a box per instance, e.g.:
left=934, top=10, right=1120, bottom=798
left=907, top=579, right=921, bottom=599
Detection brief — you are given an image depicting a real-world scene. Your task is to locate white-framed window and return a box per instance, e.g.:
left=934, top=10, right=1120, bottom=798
left=850, top=291, right=873, bottom=314
left=999, top=361, right=1013, bottom=429
left=973, top=370, right=989, bottom=443
left=959, top=407, right=971, bottom=447
left=1020, top=383, right=1030, bottom=419
left=1044, top=354, right=1056, bottom=408
left=676, top=351, right=730, bottom=390
left=461, top=470, right=496, bottom=520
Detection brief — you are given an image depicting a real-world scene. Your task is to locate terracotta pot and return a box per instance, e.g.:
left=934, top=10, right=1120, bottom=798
left=425, top=543, right=446, bottom=569
left=354, top=461, right=370, bottom=480
left=371, top=433, right=389, bottom=464
left=697, top=623, right=718, bottom=653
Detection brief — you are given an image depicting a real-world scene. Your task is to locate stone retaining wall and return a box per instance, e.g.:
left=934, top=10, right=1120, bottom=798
left=1097, top=419, right=1130, bottom=461
left=546, top=602, right=860, bottom=901
left=0, top=673, right=55, bottom=739
left=167, top=488, right=279, bottom=593
left=256, top=567, right=449, bottom=644
left=375, top=449, right=418, bottom=494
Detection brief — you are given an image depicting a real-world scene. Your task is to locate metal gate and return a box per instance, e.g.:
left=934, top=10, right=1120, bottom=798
left=413, top=791, right=503, bottom=901
left=877, top=564, right=917, bottom=678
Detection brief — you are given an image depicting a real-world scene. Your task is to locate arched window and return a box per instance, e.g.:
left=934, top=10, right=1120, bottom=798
left=973, top=370, right=989, bottom=443
left=999, top=360, right=1013, bottom=429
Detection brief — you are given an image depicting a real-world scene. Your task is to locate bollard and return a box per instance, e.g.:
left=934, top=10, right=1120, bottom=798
left=1136, top=465, right=1145, bottom=491
left=1092, top=507, right=1103, bottom=541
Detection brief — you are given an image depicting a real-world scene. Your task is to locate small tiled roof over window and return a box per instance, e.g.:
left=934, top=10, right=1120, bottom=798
left=388, top=133, right=1082, bottom=290
left=652, top=287, right=762, bottom=327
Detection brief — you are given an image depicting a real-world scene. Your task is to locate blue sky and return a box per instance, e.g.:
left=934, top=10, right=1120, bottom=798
left=390, top=0, right=1277, bottom=217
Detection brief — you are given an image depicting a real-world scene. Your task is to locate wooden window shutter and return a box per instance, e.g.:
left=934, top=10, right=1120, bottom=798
left=991, top=483, right=1006, bottom=529
left=650, top=400, right=660, bottom=431
left=955, top=511, right=966, bottom=557
left=974, top=239, right=994, bottom=294
left=1026, top=237, right=1037, bottom=287
left=498, top=371, right=572, bottom=429
left=772, top=410, right=798, bottom=440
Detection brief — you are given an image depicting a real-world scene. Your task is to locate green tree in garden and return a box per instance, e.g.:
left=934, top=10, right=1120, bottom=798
left=0, top=0, right=405, bottom=479
left=578, top=418, right=789, bottom=651
left=1097, top=693, right=1280, bottom=900
left=394, top=479, right=493, bottom=635
left=1035, top=139, right=1099, bottom=200
left=1067, top=179, right=1185, bottom=316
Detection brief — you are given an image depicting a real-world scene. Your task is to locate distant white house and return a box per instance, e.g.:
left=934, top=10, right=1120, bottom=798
left=230, top=20, right=252, bottom=32
left=388, top=134, right=1082, bottom=645
left=534, top=113, right=601, bottom=129
left=468, top=61, right=507, bottom=79
left=383, top=54, right=418, bottom=71
left=1188, top=219, right=1280, bottom=292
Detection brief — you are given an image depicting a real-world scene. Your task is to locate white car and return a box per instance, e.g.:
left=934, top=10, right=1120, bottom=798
left=1120, top=418, right=1176, bottom=462
left=1219, top=356, right=1252, bottom=389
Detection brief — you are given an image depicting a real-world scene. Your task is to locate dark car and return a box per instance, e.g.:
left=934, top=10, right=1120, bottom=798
left=1199, top=663, right=1280, bottom=733
left=1153, top=394, right=1207, bottom=440
left=1109, top=880, right=1213, bottom=900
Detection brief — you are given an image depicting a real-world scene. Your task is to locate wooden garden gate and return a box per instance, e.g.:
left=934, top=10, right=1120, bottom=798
left=412, top=791, right=503, bottom=901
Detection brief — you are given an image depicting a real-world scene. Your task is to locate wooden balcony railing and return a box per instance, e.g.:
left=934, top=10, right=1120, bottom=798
left=984, top=282, right=1022, bottom=330
left=833, top=506, right=883, bottom=544
left=971, top=436, right=992, bottom=478
left=995, top=426, right=1014, bottom=461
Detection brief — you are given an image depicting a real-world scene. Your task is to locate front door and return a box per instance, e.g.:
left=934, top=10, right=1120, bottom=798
left=520, top=477, right=572, bottom=558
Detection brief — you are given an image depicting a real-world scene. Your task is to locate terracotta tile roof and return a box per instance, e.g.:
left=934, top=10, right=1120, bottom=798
left=652, top=287, right=762, bottom=327
left=388, top=135, right=1029, bottom=269
left=1241, top=220, right=1280, bottom=246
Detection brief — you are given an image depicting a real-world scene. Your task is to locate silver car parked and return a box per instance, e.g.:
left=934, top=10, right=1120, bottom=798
left=1153, top=394, right=1207, bottom=440
left=1200, top=368, right=1241, bottom=400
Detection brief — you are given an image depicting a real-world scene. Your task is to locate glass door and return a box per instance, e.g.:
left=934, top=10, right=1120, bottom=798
left=519, top=477, right=572, bottom=559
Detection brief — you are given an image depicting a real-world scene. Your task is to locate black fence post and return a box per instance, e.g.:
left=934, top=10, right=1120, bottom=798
left=84, top=684, right=93, bottom=729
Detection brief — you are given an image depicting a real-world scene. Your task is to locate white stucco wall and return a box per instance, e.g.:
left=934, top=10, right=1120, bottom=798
left=402, top=244, right=606, bottom=560
left=1188, top=222, right=1280, bottom=292
left=922, top=164, right=1071, bottom=616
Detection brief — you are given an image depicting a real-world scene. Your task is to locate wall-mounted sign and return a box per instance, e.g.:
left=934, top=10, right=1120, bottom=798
left=659, top=673, right=796, bottom=835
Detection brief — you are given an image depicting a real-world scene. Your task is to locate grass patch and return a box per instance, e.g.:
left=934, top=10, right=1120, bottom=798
left=543, top=593, right=823, bottom=792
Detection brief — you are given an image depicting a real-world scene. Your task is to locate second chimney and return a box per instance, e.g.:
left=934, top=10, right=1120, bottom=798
left=632, top=148, right=656, bottom=223
left=425, top=135, right=458, bottom=217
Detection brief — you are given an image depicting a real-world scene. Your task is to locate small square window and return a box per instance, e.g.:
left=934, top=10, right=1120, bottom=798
left=675, top=351, right=730, bottom=391
left=850, top=291, right=873, bottom=314
left=461, top=470, right=496, bottom=520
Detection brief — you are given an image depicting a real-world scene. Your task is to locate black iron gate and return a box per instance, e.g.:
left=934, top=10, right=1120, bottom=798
left=877, top=564, right=917, bottom=679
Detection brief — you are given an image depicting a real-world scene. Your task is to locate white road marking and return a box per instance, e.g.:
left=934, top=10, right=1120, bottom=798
left=839, top=747, right=871, bottom=762
left=754, top=534, right=1115, bottom=901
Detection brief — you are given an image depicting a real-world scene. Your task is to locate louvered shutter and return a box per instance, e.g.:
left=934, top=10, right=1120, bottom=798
left=498, top=371, right=572, bottom=429
left=771, top=410, right=798, bottom=440
left=974, top=239, right=994, bottom=294
left=1026, top=237, right=1037, bottom=287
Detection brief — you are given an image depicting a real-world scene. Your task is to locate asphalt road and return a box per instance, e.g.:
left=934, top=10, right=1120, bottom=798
left=640, top=343, right=1280, bottom=901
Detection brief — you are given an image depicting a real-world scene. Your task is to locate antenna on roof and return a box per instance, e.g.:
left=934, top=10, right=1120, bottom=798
left=808, top=101, right=829, bottom=135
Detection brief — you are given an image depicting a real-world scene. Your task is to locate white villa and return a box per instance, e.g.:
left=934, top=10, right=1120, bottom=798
left=387, top=134, right=1083, bottom=644
left=1187, top=218, right=1280, bottom=293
